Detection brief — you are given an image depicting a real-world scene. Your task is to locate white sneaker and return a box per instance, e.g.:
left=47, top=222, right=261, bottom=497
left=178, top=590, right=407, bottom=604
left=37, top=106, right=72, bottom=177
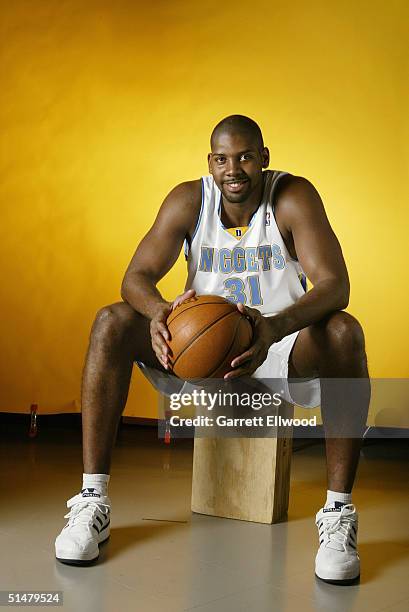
left=315, top=503, right=360, bottom=584
left=55, top=488, right=111, bottom=565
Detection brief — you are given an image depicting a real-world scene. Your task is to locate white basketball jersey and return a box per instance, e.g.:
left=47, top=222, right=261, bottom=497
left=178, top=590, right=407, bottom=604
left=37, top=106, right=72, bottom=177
left=184, top=170, right=307, bottom=316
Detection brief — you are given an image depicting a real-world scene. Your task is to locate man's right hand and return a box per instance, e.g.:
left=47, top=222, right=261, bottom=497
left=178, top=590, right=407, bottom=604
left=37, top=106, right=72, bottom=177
left=150, top=289, right=196, bottom=369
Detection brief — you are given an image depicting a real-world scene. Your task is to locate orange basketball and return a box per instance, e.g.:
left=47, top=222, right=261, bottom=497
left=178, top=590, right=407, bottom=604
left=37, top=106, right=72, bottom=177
left=166, top=294, right=253, bottom=379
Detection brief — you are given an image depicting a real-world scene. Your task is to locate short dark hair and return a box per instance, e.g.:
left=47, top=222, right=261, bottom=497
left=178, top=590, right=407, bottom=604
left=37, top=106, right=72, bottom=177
left=210, top=115, right=264, bottom=150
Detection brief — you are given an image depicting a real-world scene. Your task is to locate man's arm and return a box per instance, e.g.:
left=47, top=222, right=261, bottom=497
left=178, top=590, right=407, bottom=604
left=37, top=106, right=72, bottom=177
left=121, top=180, right=201, bottom=368
left=272, top=175, right=350, bottom=337
left=121, top=180, right=201, bottom=319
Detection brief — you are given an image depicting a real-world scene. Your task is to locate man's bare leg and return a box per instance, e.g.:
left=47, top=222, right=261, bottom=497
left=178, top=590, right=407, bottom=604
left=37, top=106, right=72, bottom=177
left=288, top=310, right=370, bottom=492
left=81, top=301, right=165, bottom=474
left=55, top=301, right=165, bottom=565
left=288, top=310, right=369, bottom=583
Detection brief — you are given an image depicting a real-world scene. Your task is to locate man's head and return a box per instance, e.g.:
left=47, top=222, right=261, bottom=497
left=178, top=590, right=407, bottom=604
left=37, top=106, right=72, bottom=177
left=208, top=115, right=269, bottom=204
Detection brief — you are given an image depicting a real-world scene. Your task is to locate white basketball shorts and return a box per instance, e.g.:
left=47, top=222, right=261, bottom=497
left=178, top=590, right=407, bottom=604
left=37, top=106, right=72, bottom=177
left=136, top=329, right=320, bottom=409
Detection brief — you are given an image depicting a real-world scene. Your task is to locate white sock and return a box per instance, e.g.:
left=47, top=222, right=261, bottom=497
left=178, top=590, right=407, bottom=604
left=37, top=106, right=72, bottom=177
left=325, top=489, right=352, bottom=508
left=82, top=473, right=110, bottom=496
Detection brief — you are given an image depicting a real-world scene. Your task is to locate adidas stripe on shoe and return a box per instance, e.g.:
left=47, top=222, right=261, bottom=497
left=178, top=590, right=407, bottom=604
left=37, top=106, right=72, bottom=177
left=55, top=488, right=111, bottom=565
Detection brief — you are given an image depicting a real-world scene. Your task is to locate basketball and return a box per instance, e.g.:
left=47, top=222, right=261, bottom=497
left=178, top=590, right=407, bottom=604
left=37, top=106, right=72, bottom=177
left=166, top=294, right=253, bottom=379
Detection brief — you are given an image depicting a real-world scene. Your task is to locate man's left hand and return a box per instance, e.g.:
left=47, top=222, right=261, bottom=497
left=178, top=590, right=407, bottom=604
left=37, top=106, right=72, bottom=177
left=223, top=303, right=285, bottom=380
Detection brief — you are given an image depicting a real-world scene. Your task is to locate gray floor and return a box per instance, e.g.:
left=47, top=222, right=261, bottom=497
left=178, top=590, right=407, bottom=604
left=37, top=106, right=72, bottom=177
left=1, top=421, right=408, bottom=612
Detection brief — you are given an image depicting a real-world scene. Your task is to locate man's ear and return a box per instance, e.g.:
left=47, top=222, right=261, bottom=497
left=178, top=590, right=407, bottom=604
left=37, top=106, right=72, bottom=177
left=207, top=153, right=212, bottom=174
left=261, top=147, right=270, bottom=169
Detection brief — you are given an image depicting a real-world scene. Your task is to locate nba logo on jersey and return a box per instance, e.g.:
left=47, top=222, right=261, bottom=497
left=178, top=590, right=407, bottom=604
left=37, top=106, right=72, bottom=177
left=265, top=212, right=270, bottom=226
left=235, top=228, right=242, bottom=237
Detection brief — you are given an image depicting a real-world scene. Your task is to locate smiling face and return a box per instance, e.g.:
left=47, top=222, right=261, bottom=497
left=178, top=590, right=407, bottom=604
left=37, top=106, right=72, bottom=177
left=208, top=130, right=270, bottom=204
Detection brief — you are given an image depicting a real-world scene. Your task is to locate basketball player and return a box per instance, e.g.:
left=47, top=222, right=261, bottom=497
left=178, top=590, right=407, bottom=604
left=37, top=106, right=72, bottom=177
left=55, top=115, right=370, bottom=584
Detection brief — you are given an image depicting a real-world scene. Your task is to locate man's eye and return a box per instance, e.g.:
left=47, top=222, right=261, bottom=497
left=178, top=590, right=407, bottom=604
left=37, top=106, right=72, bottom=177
left=216, top=157, right=225, bottom=163
left=240, top=154, right=251, bottom=161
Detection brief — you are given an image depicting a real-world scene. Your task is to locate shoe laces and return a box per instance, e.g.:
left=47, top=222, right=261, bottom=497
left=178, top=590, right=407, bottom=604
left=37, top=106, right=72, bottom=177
left=64, top=496, right=110, bottom=528
left=322, top=504, right=356, bottom=550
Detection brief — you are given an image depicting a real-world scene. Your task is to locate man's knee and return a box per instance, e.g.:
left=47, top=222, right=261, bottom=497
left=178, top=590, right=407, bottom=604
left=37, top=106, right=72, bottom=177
left=91, top=302, right=139, bottom=342
left=312, top=311, right=366, bottom=359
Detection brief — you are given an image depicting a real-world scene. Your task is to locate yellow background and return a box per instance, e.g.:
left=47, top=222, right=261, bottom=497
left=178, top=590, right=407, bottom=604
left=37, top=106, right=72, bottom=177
left=1, top=1, right=408, bottom=423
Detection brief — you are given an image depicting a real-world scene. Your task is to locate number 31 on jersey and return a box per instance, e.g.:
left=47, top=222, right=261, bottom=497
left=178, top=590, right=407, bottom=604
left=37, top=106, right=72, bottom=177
left=224, top=275, right=263, bottom=306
